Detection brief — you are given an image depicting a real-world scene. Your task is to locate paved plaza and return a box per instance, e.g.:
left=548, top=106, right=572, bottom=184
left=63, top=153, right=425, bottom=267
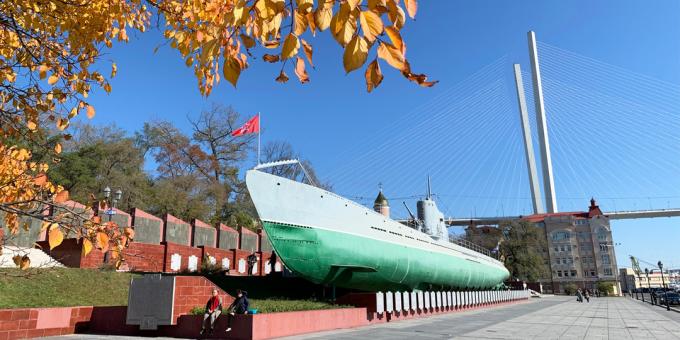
left=48, top=296, right=680, bottom=339
left=286, top=296, right=680, bottom=340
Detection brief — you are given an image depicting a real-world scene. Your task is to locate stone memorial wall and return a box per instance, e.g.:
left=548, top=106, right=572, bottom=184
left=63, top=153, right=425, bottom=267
left=191, top=218, right=215, bottom=248
left=163, top=214, right=191, bottom=246
left=130, top=208, right=163, bottom=244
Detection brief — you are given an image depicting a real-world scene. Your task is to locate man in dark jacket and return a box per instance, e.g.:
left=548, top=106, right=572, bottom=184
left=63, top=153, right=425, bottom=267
left=225, top=289, right=249, bottom=332
left=200, top=289, right=222, bottom=335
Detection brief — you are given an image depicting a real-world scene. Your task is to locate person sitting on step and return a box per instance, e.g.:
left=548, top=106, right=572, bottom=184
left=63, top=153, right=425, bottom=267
left=225, top=289, right=249, bottom=333
left=200, top=289, right=223, bottom=335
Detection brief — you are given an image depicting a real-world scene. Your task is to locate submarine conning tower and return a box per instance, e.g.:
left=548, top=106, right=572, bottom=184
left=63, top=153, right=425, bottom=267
left=416, top=177, right=448, bottom=241
left=373, top=189, right=390, bottom=218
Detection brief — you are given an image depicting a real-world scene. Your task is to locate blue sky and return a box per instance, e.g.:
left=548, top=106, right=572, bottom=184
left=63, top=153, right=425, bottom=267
left=84, top=1, right=680, bottom=269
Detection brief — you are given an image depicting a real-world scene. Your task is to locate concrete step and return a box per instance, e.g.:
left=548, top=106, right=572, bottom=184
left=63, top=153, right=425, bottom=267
left=0, top=246, right=64, bottom=268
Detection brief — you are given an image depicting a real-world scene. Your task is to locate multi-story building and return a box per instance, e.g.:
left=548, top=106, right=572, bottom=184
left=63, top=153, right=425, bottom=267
left=620, top=267, right=680, bottom=292
left=524, top=199, right=620, bottom=295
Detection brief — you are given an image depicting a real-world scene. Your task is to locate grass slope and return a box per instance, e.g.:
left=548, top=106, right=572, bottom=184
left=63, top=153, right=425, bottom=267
left=0, top=268, right=138, bottom=308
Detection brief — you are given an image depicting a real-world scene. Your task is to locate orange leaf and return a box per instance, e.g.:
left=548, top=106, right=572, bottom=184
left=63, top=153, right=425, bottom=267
left=86, top=105, right=96, bottom=119
left=301, top=39, right=314, bottom=67
left=263, top=54, right=280, bottom=63
left=48, top=226, right=64, bottom=250
left=385, top=27, right=405, bottom=54
left=294, top=57, right=310, bottom=84
left=404, top=0, right=417, bottom=18
left=34, top=173, right=47, bottom=186
left=377, top=42, right=407, bottom=71
left=54, top=143, right=62, bottom=154
left=54, top=190, right=69, bottom=203
left=20, top=255, right=30, bottom=270
left=96, top=232, right=110, bottom=252
left=365, top=59, right=384, bottom=92
left=124, top=227, right=135, bottom=240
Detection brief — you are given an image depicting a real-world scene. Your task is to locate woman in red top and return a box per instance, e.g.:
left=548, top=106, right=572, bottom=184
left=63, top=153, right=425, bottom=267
left=200, top=289, right=223, bottom=335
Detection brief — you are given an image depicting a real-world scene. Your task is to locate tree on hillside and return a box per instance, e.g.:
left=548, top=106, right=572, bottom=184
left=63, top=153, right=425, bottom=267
left=1, top=0, right=433, bottom=268
left=499, top=220, right=549, bottom=282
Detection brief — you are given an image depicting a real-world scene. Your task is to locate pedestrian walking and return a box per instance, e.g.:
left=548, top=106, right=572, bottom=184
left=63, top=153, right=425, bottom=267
left=584, top=290, right=590, bottom=303
left=576, top=288, right=583, bottom=303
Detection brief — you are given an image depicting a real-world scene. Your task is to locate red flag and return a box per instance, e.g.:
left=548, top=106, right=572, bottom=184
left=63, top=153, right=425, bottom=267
left=232, top=114, right=260, bottom=137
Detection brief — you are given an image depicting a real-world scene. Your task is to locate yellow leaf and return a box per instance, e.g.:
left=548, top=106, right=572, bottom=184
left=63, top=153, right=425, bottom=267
left=47, top=74, right=59, bottom=85
left=54, top=189, right=69, bottom=203
left=48, top=226, right=64, bottom=250
left=294, top=56, right=310, bottom=83
left=294, top=10, right=308, bottom=36
left=343, top=36, right=369, bottom=73
left=26, top=121, right=37, bottom=131
left=20, top=255, right=30, bottom=270
left=296, top=0, right=314, bottom=13
left=387, top=2, right=405, bottom=29
left=222, top=56, right=242, bottom=87
left=360, top=10, right=384, bottom=42
left=86, top=105, right=95, bottom=119
left=330, top=8, right=356, bottom=47
left=275, top=70, right=289, bottom=83
left=314, top=5, right=333, bottom=31
left=377, top=42, right=407, bottom=71
left=56, top=118, right=69, bottom=131
left=301, top=39, right=314, bottom=67
left=82, top=238, right=93, bottom=257
left=404, top=0, right=418, bottom=18
left=281, top=34, right=300, bottom=59
left=365, top=58, right=384, bottom=92
left=347, top=0, right=362, bottom=11
left=385, top=26, right=405, bottom=54
left=38, top=65, right=48, bottom=79
left=96, top=232, right=110, bottom=252
left=111, top=63, right=117, bottom=78
left=54, top=143, right=62, bottom=154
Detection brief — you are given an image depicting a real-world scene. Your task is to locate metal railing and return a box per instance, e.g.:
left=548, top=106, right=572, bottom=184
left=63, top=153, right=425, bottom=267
left=449, top=236, right=496, bottom=259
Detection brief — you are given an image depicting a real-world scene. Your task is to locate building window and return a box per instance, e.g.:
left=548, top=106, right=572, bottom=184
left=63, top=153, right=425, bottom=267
left=571, top=270, right=577, bottom=277
left=591, top=271, right=596, bottom=277
left=554, top=247, right=558, bottom=252
left=604, top=268, right=612, bottom=276
left=601, top=254, right=611, bottom=265
left=597, top=227, right=608, bottom=241
left=552, top=231, right=571, bottom=241
left=557, top=271, right=563, bottom=277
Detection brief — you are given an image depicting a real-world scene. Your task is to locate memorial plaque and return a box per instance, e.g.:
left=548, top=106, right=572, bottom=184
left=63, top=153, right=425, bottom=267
left=165, top=216, right=190, bottom=245
left=238, top=259, right=246, bottom=273
left=385, top=291, right=394, bottom=312
left=430, top=291, right=437, bottom=308
left=410, top=291, right=417, bottom=311
left=376, top=292, right=384, bottom=314
left=447, top=291, right=452, bottom=307
left=424, top=291, right=430, bottom=310
left=240, top=232, right=258, bottom=252
left=437, top=291, right=442, bottom=308
left=394, top=292, right=402, bottom=312
left=0, top=212, right=43, bottom=247
left=417, top=291, right=424, bottom=310
left=170, top=254, right=181, bottom=271
left=126, top=274, right=175, bottom=330
left=187, top=255, right=198, bottom=272
left=403, top=291, right=410, bottom=311
left=221, top=258, right=230, bottom=270
left=265, top=264, right=271, bottom=274
left=274, top=262, right=282, bottom=272
left=193, top=226, right=215, bottom=247
left=133, top=214, right=162, bottom=244
left=219, top=230, right=238, bottom=249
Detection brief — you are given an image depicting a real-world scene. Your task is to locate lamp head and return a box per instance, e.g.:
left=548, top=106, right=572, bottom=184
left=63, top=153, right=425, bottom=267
left=115, top=189, right=122, bottom=201
left=645, top=268, right=649, bottom=276
left=103, top=186, right=111, bottom=198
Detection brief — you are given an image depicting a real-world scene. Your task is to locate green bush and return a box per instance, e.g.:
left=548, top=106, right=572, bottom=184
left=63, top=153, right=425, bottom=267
left=563, top=284, right=578, bottom=296
left=200, top=255, right=223, bottom=274
left=188, top=298, right=352, bottom=315
left=597, top=282, right=615, bottom=296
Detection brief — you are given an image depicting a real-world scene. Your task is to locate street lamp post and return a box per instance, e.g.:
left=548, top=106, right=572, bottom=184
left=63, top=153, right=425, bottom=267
left=101, top=186, right=122, bottom=264
left=637, top=271, right=644, bottom=302
left=645, top=268, right=653, bottom=305
left=659, top=261, right=670, bottom=311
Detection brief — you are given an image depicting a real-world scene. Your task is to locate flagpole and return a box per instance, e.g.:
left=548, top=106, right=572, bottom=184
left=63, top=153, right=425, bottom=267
left=257, top=112, right=261, bottom=165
